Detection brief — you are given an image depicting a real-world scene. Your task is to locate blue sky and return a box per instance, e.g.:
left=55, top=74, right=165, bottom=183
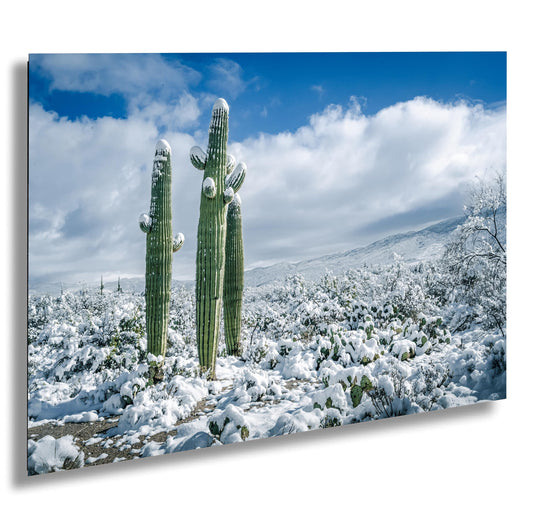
left=30, top=52, right=506, bottom=139
left=28, top=52, right=506, bottom=287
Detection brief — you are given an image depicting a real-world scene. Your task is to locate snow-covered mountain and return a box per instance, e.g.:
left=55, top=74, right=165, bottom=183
left=244, top=215, right=464, bottom=287
left=29, top=216, right=464, bottom=295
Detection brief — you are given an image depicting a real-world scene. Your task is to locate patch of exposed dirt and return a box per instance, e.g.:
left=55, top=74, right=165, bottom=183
left=27, top=394, right=224, bottom=469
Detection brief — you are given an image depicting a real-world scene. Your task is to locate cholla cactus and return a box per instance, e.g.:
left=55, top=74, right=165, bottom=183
left=223, top=169, right=246, bottom=355
left=191, top=98, right=246, bottom=378
left=139, top=139, right=184, bottom=374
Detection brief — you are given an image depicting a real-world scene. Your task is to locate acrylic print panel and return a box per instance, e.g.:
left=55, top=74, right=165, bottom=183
left=27, top=52, right=507, bottom=475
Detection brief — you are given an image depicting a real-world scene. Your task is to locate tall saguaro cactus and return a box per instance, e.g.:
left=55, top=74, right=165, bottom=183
left=224, top=176, right=246, bottom=355
left=139, top=139, right=184, bottom=373
left=190, top=98, right=246, bottom=378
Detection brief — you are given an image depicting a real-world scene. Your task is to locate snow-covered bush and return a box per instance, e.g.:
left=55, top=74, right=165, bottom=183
left=242, top=273, right=359, bottom=345
left=208, top=405, right=250, bottom=444
left=27, top=241, right=506, bottom=473
left=27, top=287, right=193, bottom=424
left=232, top=369, right=282, bottom=403
left=242, top=336, right=272, bottom=365
left=117, top=375, right=208, bottom=435
left=28, top=435, right=85, bottom=475
left=366, top=359, right=420, bottom=418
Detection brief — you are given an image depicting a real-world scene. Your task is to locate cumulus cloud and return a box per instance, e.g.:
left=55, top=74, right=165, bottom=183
left=31, top=54, right=207, bottom=135
left=32, top=54, right=201, bottom=101
left=230, top=96, right=506, bottom=267
left=28, top=103, right=200, bottom=284
left=31, top=53, right=259, bottom=135
left=28, top=96, right=506, bottom=286
left=128, top=92, right=201, bottom=131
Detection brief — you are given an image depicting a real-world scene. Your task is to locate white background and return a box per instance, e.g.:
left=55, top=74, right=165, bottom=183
left=2, top=1, right=531, bottom=514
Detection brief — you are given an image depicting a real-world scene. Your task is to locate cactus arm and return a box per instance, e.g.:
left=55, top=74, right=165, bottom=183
left=225, top=162, right=246, bottom=193
left=173, top=233, right=185, bottom=253
left=139, top=213, right=152, bottom=233
left=190, top=146, right=207, bottom=170
left=226, top=154, right=236, bottom=174
left=223, top=187, right=234, bottom=204
left=202, top=177, right=216, bottom=199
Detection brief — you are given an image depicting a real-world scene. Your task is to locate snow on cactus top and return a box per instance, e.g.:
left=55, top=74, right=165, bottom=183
left=139, top=213, right=151, bottom=226
left=213, top=98, right=229, bottom=113
left=202, top=177, right=216, bottom=198
left=156, top=139, right=171, bottom=155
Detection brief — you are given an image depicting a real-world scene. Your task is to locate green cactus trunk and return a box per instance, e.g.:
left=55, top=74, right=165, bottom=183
left=195, top=101, right=230, bottom=379
left=145, top=141, right=173, bottom=360
left=191, top=99, right=247, bottom=379
left=223, top=194, right=244, bottom=355
left=139, top=140, right=184, bottom=377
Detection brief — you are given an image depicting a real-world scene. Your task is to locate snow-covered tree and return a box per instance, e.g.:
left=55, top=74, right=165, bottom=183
left=443, top=173, right=506, bottom=335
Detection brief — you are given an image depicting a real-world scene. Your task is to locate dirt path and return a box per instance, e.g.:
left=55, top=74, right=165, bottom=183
left=27, top=378, right=316, bottom=472
left=27, top=397, right=218, bottom=470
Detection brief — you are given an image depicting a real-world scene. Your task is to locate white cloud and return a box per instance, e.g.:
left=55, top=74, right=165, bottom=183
left=129, top=92, right=201, bottom=131
left=33, top=54, right=201, bottom=101
left=311, top=84, right=325, bottom=97
left=28, top=96, right=506, bottom=286
left=230, top=96, right=506, bottom=267
left=206, top=58, right=252, bottom=98
left=28, top=103, right=200, bottom=284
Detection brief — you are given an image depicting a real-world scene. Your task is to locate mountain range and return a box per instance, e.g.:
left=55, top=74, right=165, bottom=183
left=244, top=215, right=464, bottom=287
left=29, top=215, right=464, bottom=295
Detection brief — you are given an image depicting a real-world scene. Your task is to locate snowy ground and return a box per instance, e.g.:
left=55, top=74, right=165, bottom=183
left=27, top=264, right=506, bottom=475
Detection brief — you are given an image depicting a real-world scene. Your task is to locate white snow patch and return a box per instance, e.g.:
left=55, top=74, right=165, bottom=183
left=63, top=411, right=99, bottom=423
left=85, top=453, right=108, bottom=464
left=28, top=435, right=84, bottom=475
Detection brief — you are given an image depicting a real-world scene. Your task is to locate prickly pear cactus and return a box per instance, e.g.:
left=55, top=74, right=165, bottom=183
left=191, top=98, right=246, bottom=378
left=139, top=139, right=184, bottom=371
left=223, top=165, right=246, bottom=355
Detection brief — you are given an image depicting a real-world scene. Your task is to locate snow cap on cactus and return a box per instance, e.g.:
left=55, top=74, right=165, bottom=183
left=139, top=213, right=152, bottom=233
left=173, top=233, right=185, bottom=253
left=202, top=177, right=216, bottom=198
left=156, top=138, right=171, bottom=155
left=190, top=146, right=207, bottom=170
left=223, top=187, right=235, bottom=204
left=213, top=98, right=229, bottom=113
left=225, top=162, right=247, bottom=193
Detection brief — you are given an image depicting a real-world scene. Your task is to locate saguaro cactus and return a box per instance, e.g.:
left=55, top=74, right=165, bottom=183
left=139, top=139, right=184, bottom=373
left=190, top=98, right=246, bottom=378
left=223, top=167, right=246, bottom=354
